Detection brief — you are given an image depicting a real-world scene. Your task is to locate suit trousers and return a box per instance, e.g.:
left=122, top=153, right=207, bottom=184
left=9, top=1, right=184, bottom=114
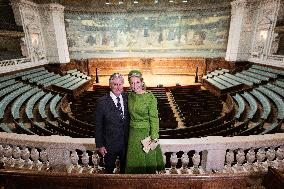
left=104, top=147, right=126, bottom=174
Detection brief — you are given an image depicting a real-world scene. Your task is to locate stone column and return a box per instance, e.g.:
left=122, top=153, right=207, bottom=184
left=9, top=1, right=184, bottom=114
left=10, top=0, right=47, bottom=64
left=39, top=3, right=70, bottom=64
left=225, top=0, right=252, bottom=61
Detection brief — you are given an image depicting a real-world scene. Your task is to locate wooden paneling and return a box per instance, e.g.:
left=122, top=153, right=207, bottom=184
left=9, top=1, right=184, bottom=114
left=88, top=57, right=207, bottom=77
left=0, top=169, right=263, bottom=189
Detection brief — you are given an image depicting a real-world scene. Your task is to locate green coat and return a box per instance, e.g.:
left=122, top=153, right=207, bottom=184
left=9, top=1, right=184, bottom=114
left=125, top=91, right=165, bottom=174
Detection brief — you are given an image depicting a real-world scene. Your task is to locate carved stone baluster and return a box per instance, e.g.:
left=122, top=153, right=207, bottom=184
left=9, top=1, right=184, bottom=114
left=276, top=146, right=284, bottom=171
left=169, top=153, right=178, bottom=174
left=180, top=153, right=189, bottom=174
left=91, top=151, right=100, bottom=173
left=81, top=151, right=91, bottom=173
left=4, top=145, right=14, bottom=168
left=235, top=148, right=245, bottom=172
left=113, top=156, right=120, bottom=174
left=31, top=148, right=42, bottom=171
left=0, top=145, right=5, bottom=165
left=69, top=150, right=81, bottom=173
left=256, top=147, right=266, bottom=172
left=13, top=146, right=24, bottom=168
left=245, top=148, right=256, bottom=173
left=192, top=151, right=200, bottom=174
left=266, top=147, right=276, bottom=168
left=40, top=148, right=49, bottom=171
left=224, top=150, right=234, bottom=173
left=22, top=147, right=33, bottom=169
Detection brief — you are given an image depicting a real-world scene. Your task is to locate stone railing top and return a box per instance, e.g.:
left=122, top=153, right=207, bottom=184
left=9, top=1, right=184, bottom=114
left=0, top=132, right=283, bottom=153
left=159, top=133, right=284, bottom=152
left=0, top=132, right=96, bottom=151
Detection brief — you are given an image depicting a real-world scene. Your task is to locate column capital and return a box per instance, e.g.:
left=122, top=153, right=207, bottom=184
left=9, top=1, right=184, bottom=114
left=39, top=3, right=65, bottom=13
left=231, top=0, right=247, bottom=9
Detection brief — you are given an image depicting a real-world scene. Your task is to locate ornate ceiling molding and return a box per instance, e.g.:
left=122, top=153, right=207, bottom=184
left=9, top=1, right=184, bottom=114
left=31, top=0, right=231, bottom=13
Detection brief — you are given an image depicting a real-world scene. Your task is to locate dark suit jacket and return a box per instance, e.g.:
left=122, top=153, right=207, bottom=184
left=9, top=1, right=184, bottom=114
left=95, top=92, right=129, bottom=152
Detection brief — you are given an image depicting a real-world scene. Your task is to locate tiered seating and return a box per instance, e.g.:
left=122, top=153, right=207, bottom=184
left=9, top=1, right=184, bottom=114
left=247, top=68, right=278, bottom=79
left=70, top=90, right=104, bottom=125
left=257, top=86, right=284, bottom=120
left=0, top=82, right=25, bottom=98
left=21, top=70, right=49, bottom=80
left=25, top=91, right=46, bottom=119
left=170, top=88, right=223, bottom=127
left=232, top=93, right=245, bottom=120
left=148, top=87, right=178, bottom=129
left=43, top=75, right=71, bottom=87
left=0, top=79, right=17, bottom=90
left=11, top=87, right=41, bottom=120
left=37, top=75, right=61, bottom=86
left=50, top=94, right=63, bottom=119
left=265, top=83, right=284, bottom=98
left=241, top=70, right=270, bottom=82
left=235, top=73, right=262, bottom=84
left=39, top=93, right=54, bottom=119
left=241, top=92, right=258, bottom=120
left=29, top=72, right=55, bottom=83
left=224, top=73, right=254, bottom=86
left=275, top=80, right=284, bottom=88
left=68, top=69, right=91, bottom=80
left=203, top=69, right=243, bottom=93
left=250, top=89, right=271, bottom=120
left=251, top=64, right=284, bottom=76
left=0, top=64, right=282, bottom=139
left=0, top=84, right=32, bottom=120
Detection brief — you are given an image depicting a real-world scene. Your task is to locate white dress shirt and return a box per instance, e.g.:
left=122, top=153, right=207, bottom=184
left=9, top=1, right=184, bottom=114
left=110, top=92, right=125, bottom=116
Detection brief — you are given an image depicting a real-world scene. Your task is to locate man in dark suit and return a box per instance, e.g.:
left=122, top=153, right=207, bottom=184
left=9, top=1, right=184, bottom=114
left=95, top=73, right=129, bottom=174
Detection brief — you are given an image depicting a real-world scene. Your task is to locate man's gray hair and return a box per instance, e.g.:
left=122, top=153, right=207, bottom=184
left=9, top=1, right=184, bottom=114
left=109, top=73, right=124, bottom=83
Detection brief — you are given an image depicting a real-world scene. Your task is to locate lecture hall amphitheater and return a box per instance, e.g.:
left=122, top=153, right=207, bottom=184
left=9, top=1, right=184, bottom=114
left=0, top=0, right=283, bottom=188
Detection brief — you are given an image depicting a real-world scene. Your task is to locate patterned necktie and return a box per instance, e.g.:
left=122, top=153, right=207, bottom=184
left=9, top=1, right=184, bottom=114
left=116, top=96, right=123, bottom=119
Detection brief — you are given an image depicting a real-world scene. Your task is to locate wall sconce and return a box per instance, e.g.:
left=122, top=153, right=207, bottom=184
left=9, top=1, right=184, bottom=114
left=133, top=0, right=138, bottom=4
left=118, top=0, right=124, bottom=5
left=169, top=0, right=174, bottom=3
left=105, top=0, right=111, bottom=5
left=154, top=0, right=159, bottom=3
left=182, top=0, right=188, bottom=2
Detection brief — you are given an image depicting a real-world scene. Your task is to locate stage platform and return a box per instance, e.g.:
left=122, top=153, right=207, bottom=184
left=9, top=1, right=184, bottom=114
left=93, top=74, right=200, bottom=88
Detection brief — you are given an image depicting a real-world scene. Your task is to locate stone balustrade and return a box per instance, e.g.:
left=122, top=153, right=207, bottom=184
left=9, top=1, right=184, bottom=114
left=0, top=58, right=47, bottom=74
left=0, top=132, right=283, bottom=175
left=0, top=58, right=30, bottom=67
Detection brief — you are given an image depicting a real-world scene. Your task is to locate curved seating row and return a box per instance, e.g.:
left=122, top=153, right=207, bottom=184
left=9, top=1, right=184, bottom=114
left=233, top=93, right=245, bottom=120
left=241, top=92, right=258, bottom=120
left=250, top=89, right=271, bottom=120
left=247, top=68, right=278, bottom=79
left=251, top=64, right=284, bottom=76
left=0, top=82, right=25, bottom=98
left=0, top=85, right=32, bottom=119
left=25, top=91, right=46, bottom=119
left=0, top=79, right=17, bottom=90
left=50, top=94, right=63, bottom=119
left=39, top=92, right=54, bottom=119
left=11, top=87, right=41, bottom=120
left=257, top=86, right=284, bottom=120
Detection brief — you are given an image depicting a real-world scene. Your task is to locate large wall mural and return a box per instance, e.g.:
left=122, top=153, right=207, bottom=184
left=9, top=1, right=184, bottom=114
left=65, top=9, right=230, bottom=59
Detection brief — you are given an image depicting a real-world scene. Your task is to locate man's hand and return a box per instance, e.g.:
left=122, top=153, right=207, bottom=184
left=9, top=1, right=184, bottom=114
left=98, top=147, right=107, bottom=156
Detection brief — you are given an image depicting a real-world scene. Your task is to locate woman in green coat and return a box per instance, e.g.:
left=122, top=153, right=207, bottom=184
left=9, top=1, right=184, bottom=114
left=125, top=70, right=165, bottom=174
